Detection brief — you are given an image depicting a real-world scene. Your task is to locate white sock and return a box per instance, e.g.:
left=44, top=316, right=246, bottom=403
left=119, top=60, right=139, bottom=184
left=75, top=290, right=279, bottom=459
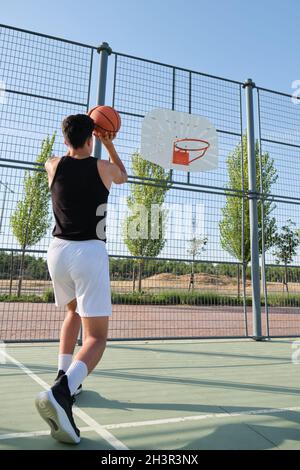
left=65, top=360, right=88, bottom=396
left=58, top=354, right=72, bottom=372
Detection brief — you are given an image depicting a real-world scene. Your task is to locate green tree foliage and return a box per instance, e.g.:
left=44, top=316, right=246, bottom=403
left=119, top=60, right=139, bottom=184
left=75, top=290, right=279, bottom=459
left=272, top=219, right=300, bottom=292
left=10, top=134, right=56, bottom=296
left=4, top=251, right=300, bottom=299
left=123, top=152, right=171, bottom=291
left=220, top=134, right=278, bottom=264
left=0, top=252, right=49, bottom=281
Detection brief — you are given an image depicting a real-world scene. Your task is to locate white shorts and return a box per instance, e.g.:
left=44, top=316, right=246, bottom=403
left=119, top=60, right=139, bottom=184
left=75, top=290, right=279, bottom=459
left=47, top=237, right=112, bottom=317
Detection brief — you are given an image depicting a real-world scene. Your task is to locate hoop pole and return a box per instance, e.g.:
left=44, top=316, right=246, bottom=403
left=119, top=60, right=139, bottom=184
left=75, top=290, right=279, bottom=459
left=93, top=42, right=112, bottom=159
left=243, top=78, right=262, bottom=341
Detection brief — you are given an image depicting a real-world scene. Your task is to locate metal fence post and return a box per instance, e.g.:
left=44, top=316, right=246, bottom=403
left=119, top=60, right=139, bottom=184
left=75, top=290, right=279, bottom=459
left=9, top=251, right=14, bottom=296
left=257, top=89, right=270, bottom=338
left=78, top=42, right=112, bottom=347
left=243, top=79, right=262, bottom=340
left=93, top=41, right=112, bottom=159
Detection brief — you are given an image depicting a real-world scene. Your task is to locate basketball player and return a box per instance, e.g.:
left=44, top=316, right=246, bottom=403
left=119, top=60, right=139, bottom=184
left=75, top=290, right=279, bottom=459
left=35, top=114, right=127, bottom=444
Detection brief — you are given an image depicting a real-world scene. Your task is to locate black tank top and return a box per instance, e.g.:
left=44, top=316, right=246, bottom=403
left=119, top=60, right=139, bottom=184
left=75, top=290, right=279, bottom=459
left=50, top=155, right=109, bottom=242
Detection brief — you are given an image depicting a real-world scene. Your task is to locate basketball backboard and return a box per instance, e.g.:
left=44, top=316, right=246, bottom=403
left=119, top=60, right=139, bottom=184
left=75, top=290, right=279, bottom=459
left=141, top=108, right=218, bottom=172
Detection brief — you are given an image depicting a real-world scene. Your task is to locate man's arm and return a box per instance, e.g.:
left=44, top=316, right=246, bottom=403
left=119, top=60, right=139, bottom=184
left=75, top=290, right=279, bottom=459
left=105, top=142, right=128, bottom=184
left=95, top=130, right=128, bottom=184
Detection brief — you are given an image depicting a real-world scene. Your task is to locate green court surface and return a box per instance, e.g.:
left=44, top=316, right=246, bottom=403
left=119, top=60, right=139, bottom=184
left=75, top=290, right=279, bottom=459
left=1, top=338, right=300, bottom=450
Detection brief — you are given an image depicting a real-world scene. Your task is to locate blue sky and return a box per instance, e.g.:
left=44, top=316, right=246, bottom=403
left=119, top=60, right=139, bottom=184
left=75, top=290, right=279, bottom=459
left=1, top=0, right=300, bottom=264
left=1, top=0, right=299, bottom=94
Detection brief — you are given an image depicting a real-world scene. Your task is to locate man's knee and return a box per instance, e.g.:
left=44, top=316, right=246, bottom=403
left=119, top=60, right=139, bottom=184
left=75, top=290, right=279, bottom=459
left=85, top=335, right=107, bottom=351
left=66, top=308, right=80, bottom=318
left=82, top=317, right=109, bottom=345
left=66, top=298, right=78, bottom=315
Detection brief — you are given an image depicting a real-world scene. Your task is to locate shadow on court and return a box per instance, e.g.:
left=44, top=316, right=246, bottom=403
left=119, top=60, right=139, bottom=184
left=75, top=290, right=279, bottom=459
left=178, top=418, right=300, bottom=450
left=1, top=339, right=300, bottom=449
left=1, top=361, right=299, bottom=397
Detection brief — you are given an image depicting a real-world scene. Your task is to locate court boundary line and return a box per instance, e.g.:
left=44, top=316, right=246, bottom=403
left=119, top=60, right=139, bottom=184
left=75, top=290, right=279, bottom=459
left=2, top=351, right=128, bottom=450
left=1, top=401, right=300, bottom=441
left=0, top=427, right=93, bottom=441
left=105, top=406, right=300, bottom=430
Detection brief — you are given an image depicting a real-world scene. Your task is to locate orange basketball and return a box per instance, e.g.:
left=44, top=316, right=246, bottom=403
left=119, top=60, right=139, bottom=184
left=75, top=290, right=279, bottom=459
left=88, top=105, right=121, bottom=134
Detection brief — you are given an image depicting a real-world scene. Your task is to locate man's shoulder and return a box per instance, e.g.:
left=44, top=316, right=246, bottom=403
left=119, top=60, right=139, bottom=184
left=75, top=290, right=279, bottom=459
left=97, top=158, right=113, bottom=174
left=96, top=159, right=113, bottom=191
left=97, top=159, right=110, bottom=168
left=45, top=156, right=61, bottom=169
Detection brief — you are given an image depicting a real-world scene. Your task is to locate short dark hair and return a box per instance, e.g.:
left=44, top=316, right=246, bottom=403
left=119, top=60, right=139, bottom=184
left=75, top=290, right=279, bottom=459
left=62, top=114, right=95, bottom=149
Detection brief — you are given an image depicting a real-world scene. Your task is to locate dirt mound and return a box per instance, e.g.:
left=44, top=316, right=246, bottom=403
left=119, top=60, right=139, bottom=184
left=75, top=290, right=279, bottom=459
left=179, top=273, right=234, bottom=285
left=146, top=273, right=178, bottom=282
left=144, top=272, right=237, bottom=286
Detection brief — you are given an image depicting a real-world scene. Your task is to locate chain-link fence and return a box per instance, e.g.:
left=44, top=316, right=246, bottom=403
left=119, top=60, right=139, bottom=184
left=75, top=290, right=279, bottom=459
left=0, top=25, right=94, bottom=341
left=257, top=87, right=300, bottom=337
left=0, top=24, right=299, bottom=341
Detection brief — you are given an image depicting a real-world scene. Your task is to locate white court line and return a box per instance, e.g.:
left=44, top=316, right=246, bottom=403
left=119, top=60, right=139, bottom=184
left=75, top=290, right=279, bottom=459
left=2, top=351, right=128, bottom=450
left=1, top=397, right=300, bottom=441
left=105, top=406, right=300, bottom=430
left=0, top=427, right=93, bottom=441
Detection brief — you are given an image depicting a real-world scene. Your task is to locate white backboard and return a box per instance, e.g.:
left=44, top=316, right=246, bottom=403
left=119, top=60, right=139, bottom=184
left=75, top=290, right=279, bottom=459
left=141, top=108, right=218, bottom=172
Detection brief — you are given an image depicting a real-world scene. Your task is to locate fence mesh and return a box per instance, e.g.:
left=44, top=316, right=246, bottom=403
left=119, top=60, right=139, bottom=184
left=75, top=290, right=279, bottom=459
left=0, top=25, right=93, bottom=341
left=258, top=88, right=300, bottom=336
left=1, top=24, right=299, bottom=341
left=110, top=52, right=249, bottom=339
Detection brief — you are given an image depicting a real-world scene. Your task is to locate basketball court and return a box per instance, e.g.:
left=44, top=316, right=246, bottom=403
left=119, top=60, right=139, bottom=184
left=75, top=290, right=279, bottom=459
left=1, top=338, right=300, bottom=450
left=1, top=19, right=300, bottom=454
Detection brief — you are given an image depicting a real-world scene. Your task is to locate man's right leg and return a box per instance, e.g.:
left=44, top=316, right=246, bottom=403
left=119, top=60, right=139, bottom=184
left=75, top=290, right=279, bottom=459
left=56, top=298, right=81, bottom=378
left=54, top=298, right=83, bottom=395
left=35, top=311, right=109, bottom=446
left=64, top=316, right=109, bottom=396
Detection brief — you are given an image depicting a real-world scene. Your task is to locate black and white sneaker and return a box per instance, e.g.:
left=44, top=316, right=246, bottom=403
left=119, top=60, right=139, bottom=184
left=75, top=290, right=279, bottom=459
left=35, top=375, right=80, bottom=444
left=55, top=369, right=82, bottom=396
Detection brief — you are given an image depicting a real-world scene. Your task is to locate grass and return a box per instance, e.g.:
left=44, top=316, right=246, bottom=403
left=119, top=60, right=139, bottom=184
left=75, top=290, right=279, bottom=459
left=111, top=290, right=249, bottom=306
left=1, top=288, right=300, bottom=307
left=266, top=292, right=300, bottom=307
left=0, top=288, right=54, bottom=303
left=0, top=294, right=46, bottom=302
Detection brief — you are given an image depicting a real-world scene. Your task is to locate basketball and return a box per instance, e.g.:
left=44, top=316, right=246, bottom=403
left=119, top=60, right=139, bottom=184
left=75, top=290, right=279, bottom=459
left=88, top=105, right=121, bottom=134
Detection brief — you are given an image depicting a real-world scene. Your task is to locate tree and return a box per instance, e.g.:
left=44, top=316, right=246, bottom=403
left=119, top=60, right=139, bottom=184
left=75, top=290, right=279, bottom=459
left=10, top=134, right=56, bottom=296
left=220, top=134, right=278, bottom=263
left=187, top=236, right=208, bottom=291
left=272, top=219, right=300, bottom=293
left=123, top=152, right=171, bottom=292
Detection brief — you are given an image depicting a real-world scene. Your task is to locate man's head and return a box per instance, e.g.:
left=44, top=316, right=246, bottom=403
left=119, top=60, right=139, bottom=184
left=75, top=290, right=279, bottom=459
left=62, top=114, right=95, bottom=154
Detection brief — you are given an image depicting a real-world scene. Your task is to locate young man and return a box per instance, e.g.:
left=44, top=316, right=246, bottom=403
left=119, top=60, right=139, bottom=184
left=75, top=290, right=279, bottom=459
left=35, top=114, right=127, bottom=444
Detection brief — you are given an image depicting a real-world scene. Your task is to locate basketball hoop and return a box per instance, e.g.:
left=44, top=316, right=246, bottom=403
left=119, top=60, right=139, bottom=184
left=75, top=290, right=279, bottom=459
left=172, top=138, right=210, bottom=166
left=141, top=108, right=218, bottom=172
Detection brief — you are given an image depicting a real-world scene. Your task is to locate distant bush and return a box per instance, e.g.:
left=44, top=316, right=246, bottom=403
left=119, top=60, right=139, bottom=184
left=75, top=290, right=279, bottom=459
left=266, top=293, right=300, bottom=307
left=0, top=294, right=44, bottom=302
left=43, top=288, right=55, bottom=303
left=111, top=291, right=250, bottom=306
left=1, top=289, right=300, bottom=309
